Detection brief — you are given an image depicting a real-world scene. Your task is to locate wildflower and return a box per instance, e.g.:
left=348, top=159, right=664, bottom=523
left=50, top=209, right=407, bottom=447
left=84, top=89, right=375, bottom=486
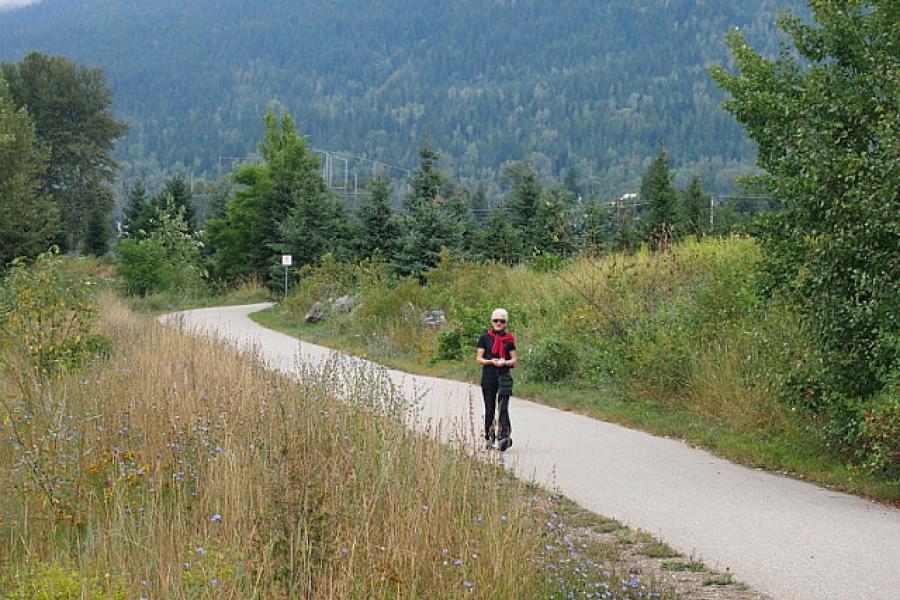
left=463, top=581, right=473, bottom=589
left=340, top=547, right=349, bottom=556
left=211, top=513, right=222, bottom=522
left=454, top=559, right=463, bottom=567
left=197, top=546, right=206, bottom=555
left=211, top=578, right=219, bottom=586
left=140, top=579, right=148, bottom=587
left=475, top=515, right=484, bottom=524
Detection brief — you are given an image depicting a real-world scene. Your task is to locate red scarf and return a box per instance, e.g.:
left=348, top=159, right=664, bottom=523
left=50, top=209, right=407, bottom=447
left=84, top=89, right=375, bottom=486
left=488, top=329, right=515, bottom=360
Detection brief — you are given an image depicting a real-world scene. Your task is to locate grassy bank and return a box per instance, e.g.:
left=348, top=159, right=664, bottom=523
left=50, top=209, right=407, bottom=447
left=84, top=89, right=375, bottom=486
left=1, top=266, right=686, bottom=597
left=252, top=239, right=899, bottom=503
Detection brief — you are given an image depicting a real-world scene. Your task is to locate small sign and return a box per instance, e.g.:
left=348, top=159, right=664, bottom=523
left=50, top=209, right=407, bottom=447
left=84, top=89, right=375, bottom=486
left=281, top=255, right=292, bottom=266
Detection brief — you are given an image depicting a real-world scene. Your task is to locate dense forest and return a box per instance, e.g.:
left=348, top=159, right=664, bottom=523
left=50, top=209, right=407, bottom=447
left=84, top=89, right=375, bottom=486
left=0, top=0, right=804, bottom=197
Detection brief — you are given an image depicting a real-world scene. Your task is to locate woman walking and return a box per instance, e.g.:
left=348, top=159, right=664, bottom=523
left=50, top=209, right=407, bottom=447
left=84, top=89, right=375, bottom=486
left=476, top=308, right=518, bottom=451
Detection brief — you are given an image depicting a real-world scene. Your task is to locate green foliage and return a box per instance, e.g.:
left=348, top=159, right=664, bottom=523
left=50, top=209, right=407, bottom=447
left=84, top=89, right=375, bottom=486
left=355, top=176, right=400, bottom=258
left=115, top=237, right=168, bottom=296
left=502, top=164, right=576, bottom=258
left=523, top=338, right=578, bottom=383
left=530, top=253, right=566, bottom=274
left=0, top=250, right=108, bottom=383
left=0, top=78, right=57, bottom=269
left=121, top=179, right=153, bottom=239
left=207, top=109, right=351, bottom=285
left=711, top=0, right=899, bottom=468
left=154, top=175, right=195, bottom=232
left=1, top=564, right=127, bottom=600
left=393, top=142, right=464, bottom=277
left=435, top=303, right=491, bottom=362
left=83, top=206, right=110, bottom=256
left=0, top=52, right=127, bottom=252
left=475, top=206, right=522, bottom=265
left=116, top=197, right=206, bottom=297
left=641, top=144, right=682, bottom=246
left=857, top=368, right=900, bottom=477
left=681, top=174, right=709, bottom=239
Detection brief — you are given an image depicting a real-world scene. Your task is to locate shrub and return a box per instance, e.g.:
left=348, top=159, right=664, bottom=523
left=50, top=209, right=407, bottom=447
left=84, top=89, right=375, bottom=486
left=115, top=237, right=168, bottom=296
left=524, top=338, right=578, bottom=383
left=115, top=198, right=206, bottom=298
left=0, top=251, right=109, bottom=381
left=857, top=368, right=900, bottom=477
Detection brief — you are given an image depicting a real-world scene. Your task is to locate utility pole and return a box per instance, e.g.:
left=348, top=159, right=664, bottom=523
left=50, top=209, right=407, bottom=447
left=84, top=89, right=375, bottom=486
left=709, top=194, right=715, bottom=233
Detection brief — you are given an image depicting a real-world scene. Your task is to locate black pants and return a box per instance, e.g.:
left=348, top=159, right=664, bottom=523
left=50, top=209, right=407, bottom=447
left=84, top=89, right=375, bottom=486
left=482, top=375, right=511, bottom=440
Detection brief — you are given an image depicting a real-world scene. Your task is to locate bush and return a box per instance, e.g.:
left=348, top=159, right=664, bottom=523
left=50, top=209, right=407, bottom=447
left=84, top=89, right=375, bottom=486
left=115, top=199, right=206, bottom=298
left=857, top=369, right=900, bottom=477
left=0, top=251, right=109, bottom=380
left=523, top=338, right=578, bottom=383
left=115, top=237, right=168, bottom=296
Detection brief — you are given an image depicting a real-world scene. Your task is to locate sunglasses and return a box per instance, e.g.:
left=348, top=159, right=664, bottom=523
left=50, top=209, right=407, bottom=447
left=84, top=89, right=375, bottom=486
left=492, top=319, right=507, bottom=324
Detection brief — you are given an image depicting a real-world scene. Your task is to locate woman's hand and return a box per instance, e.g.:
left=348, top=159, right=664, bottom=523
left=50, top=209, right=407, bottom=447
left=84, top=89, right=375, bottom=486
left=497, top=358, right=506, bottom=368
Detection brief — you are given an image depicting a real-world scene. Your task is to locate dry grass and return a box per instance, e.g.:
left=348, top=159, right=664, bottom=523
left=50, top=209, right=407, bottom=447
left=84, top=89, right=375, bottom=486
left=0, top=295, right=669, bottom=599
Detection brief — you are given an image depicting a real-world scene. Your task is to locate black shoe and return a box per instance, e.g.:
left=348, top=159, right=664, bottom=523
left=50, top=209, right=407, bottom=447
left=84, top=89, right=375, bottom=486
left=498, top=437, right=512, bottom=452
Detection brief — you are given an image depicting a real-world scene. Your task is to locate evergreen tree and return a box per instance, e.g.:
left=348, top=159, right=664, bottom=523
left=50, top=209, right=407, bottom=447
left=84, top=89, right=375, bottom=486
left=356, top=176, right=399, bottom=258
left=682, top=174, right=709, bottom=239
left=394, top=141, right=463, bottom=278
left=122, top=179, right=153, bottom=239
left=579, top=196, right=610, bottom=253
left=405, top=137, right=442, bottom=211
left=155, top=176, right=195, bottom=231
left=0, top=79, right=58, bottom=268
left=532, top=188, right=575, bottom=257
left=470, top=183, right=489, bottom=214
left=278, top=182, right=352, bottom=269
left=503, top=162, right=542, bottom=240
left=83, top=193, right=112, bottom=256
left=640, top=144, right=682, bottom=247
left=1, top=52, right=128, bottom=252
left=563, top=166, right=581, bottom=198
left=476, top=205, right=521, bottom=264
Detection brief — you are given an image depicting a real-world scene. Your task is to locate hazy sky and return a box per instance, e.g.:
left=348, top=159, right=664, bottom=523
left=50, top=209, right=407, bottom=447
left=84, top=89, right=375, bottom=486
left=0, top=0, right=41, bottom=9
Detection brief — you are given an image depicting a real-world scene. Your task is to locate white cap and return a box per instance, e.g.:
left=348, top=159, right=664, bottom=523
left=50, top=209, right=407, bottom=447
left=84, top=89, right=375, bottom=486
left=491, top=308, right=508, bottom=321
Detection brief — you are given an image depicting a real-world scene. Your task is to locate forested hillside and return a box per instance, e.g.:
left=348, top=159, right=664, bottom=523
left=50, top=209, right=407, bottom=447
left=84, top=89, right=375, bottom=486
left=0, top=0, right=802, bottom=195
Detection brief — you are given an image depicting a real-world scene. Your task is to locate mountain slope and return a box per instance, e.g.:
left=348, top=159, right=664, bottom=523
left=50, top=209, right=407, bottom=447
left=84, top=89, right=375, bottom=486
left=0, top=0, right=804, bottom=194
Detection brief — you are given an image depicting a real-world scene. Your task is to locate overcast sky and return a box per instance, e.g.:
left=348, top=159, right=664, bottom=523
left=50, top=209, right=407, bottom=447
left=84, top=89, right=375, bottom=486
left=0, top=0, right=41, bottom=10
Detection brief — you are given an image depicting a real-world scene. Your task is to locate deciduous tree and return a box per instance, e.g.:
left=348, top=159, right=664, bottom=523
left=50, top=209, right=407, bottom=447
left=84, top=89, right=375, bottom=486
left=1, top=53, right=128, bottom=251
left=711, top=0, right=899, bottom=438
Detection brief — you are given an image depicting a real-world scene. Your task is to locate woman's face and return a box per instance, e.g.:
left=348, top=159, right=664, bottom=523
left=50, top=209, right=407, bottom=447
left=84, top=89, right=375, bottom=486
left=491, top=316, right=507, bottom=331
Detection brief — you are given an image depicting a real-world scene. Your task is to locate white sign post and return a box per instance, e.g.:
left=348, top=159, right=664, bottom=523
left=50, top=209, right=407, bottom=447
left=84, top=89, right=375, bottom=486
left=281, top=255, right=292, bottom=299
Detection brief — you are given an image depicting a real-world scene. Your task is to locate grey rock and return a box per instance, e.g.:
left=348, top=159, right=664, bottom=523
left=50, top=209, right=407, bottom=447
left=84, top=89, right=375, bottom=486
left=332, top=294, right=357, bottom=313
left=421, top=310, right=447, bottom=327
left=305, top=301, right=327, bottom=323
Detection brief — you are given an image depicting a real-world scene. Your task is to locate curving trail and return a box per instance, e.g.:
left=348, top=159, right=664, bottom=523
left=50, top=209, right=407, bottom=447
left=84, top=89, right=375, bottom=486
left=164, top=303, right=900, bottom=600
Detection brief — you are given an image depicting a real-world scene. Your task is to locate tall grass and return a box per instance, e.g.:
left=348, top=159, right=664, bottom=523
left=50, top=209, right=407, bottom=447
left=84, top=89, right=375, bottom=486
left=0, top=293, right=669, bottom=598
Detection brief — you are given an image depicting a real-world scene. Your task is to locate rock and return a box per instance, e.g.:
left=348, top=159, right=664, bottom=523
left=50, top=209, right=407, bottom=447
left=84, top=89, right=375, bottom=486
left=305, top=301, right=327, bottom=323
left=332, top=294, right=357, bottom=313
left=421, top=310, right=447, bottom=327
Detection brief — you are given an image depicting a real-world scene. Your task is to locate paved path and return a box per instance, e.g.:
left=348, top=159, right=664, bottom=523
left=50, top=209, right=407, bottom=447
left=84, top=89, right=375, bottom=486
left=165, top=304, right=900, bottom=600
